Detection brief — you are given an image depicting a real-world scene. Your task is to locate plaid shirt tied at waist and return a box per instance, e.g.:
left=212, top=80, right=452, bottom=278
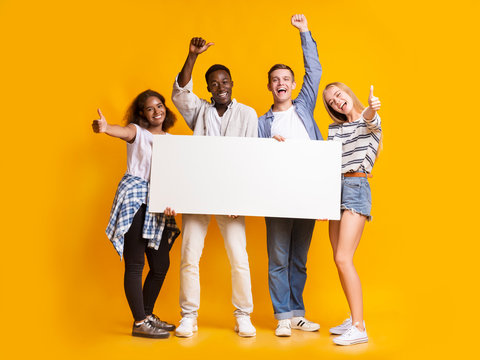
left=106, top=173, right=180, bottom=259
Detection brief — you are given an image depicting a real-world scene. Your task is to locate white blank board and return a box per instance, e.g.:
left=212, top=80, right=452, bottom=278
left=150, top=135, right=341, bottom=220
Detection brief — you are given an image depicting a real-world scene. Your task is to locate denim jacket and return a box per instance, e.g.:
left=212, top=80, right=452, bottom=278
left=258, top=31, right=323, bottom=140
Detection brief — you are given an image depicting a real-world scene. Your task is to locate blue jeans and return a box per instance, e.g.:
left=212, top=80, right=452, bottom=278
left=265, top=217, right=315, bottom=320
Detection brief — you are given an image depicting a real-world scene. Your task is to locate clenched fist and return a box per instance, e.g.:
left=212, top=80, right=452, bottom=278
left=189, top=37, right=214, bottom=55
left=291, top=14, right=308, bottom=32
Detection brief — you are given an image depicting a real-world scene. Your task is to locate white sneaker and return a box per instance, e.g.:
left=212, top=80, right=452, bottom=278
left=291, top=316, right=320, bottom=332
left=332, top=322, right=368, bottom=346
left=175, top=317, right=198, bottom=338
left=329, top=316, right=352, bottom=335
left=234, top=316, right=256, bottom=337
left=275, top=319, right=291, bottom=337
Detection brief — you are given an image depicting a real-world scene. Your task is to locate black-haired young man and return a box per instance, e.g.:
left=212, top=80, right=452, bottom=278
left=171, top=37, right=258, bottom=338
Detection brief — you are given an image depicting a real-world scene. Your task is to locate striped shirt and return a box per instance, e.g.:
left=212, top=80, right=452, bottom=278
left=328, top=112, right=381, bottom=174
left=106, top=173, right=180, bottom=259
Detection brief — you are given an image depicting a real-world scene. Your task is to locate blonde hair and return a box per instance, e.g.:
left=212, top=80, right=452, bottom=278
left=322, top=82, right=383, bottom=158
left=322, top=82, right=364, bottom=125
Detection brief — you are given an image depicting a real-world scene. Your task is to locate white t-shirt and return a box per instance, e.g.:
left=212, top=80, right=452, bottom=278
left=126, top=124, right=169, bottom=181
left=271, top=105, right=310, bottom=140
left=206, top=106, right=222, bottom=136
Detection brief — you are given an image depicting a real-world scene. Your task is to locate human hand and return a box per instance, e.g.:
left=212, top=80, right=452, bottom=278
left=189, top=37, right=214, bottom=55
left=291, top=14, right=308, bottom=32
left=368, top=85, right=381, bottom=111
left=92, top=108, right=107, bottom=133
left=164, top=207, right=176, bottom=216
left=272, top=135, right=286, bottom=142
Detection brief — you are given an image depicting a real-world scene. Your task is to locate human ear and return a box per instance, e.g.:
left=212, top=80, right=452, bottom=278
left=292, top=81, right=297, bottom=90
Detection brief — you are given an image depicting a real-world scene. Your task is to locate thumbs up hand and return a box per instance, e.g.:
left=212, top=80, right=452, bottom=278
left=92, top=108, right=108, bottom=133
left=368, top=85, right=381, bottom=111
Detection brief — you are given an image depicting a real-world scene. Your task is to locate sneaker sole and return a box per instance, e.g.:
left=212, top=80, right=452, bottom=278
left=175, top=325, right=198, bottom=338
left=329, top=328, right=348, bottom=335
left=132, top=332, right=170, bottom=339
left=291, top=326, right=320, bottom=332
left=333, top=337, right=368, bottom=346
left=234, top=326, right=256, bottom=337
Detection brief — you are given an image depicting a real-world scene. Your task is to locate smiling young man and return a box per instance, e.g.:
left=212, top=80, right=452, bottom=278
left=258, top=14, right=323, bottom=337
left=170, top=37, right=258, bottom=338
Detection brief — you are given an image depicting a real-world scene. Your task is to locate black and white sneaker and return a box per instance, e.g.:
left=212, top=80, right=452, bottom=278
left=291, top=317, right=320, bottom=331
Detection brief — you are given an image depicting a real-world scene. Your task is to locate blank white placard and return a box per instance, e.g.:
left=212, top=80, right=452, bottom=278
left=149, top=135, right=341, bottom=219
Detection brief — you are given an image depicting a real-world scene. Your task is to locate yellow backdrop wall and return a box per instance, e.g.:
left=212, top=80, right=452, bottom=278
left=1, top=0, right=478, bottom=359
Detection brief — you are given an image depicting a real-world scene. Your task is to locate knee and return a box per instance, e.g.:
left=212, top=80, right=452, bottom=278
left=334, top=253, right=353, bottom=270
left=124, top=260, right=145, bottom=276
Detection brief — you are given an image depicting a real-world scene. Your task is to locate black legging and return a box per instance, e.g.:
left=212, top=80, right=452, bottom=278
left=123, top=204, right=170, bottom=321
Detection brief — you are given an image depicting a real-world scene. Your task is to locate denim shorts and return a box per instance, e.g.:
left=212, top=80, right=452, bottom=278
left=341, top=176, right=372, bottom=221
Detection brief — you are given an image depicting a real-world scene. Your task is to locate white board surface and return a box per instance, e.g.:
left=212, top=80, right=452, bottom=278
left=149, top=135, right=341, bottom=220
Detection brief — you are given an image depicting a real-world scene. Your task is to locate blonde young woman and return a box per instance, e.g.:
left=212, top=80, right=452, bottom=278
left=322, top=83, right=382, bottom=345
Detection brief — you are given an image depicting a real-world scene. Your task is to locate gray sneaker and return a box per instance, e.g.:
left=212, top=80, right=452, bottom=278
left=148, top=314, right=176, bottom=331
left=132, top=320, right=170, bottom=339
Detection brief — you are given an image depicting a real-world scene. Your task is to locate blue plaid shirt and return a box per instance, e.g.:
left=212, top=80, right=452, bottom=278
left=106, top=173, right=180, bottom=259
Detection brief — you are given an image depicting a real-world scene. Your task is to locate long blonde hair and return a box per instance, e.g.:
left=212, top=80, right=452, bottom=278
left=322, top=82, right=383, bottom=157
left=322, top=82, right=364, bottom=125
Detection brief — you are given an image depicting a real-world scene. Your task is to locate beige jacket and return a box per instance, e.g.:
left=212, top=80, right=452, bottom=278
left=172, top=76, right=258, bottom=137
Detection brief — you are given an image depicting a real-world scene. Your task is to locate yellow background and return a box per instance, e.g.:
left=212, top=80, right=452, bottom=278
left=1, top=0, right=478, bottom=358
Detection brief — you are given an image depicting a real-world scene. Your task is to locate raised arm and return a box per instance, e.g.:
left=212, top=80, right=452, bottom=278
left=91, top=108, right=136, bottom=142
left=292, top=14, right=322, bottom=111
left=177, top=38, right=214, bottom=87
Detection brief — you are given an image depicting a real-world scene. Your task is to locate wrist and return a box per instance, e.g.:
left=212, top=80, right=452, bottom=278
left=299, top=27, right=309, bottom=32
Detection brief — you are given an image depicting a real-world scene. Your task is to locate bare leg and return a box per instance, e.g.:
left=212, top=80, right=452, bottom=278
left=333, top=211, right=366, bottom=330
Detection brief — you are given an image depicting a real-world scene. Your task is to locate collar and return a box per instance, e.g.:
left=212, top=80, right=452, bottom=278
left=209, top=98, right=237, bottom=109
left=265, top=99, right=297, bottom=120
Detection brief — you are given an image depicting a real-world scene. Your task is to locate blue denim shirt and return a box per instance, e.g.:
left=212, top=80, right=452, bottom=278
left=258, top=31, right=323, bottom=140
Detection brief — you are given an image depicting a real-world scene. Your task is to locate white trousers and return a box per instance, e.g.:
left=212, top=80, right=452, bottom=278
left=179, top=214, right=254, bottom=318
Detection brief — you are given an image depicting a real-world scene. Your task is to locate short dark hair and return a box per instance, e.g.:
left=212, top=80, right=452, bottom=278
left=205, top=64, right=232, bottom=84
left=268, top=64, right=295, bottom=83
left=124, top=89, right=176, bottom=132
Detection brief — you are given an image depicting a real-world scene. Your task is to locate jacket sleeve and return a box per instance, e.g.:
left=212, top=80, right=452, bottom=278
left=171, top=75, right=205, bottom=131
left=295, top=31, right=322, bottom=113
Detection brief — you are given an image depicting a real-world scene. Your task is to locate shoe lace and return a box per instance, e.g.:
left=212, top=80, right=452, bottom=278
left=278, top=319, right=291, bottom=328
left=144, top=320, right=155, bottom=329
left=150, top=314, right=166, bottom=326
left=342, top=326, right=356, bottom=337
left=237, top=317, right=251, bottom=325
left=180, top=317, right=193, bottom=326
